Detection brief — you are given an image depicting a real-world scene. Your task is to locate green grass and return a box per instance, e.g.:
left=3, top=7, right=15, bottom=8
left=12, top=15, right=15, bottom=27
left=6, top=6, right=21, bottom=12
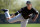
left=0, top=24, right=40, bottom=27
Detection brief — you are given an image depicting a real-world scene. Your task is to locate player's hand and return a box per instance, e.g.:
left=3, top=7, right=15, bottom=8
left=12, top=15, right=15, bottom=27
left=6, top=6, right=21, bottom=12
left=32, top=14, right=38, bottom=22
left=32, top=19, right=36, bottom=22
left=10, top=14, right=15, bottom=18
left=32, top=18, right=36, bottom=22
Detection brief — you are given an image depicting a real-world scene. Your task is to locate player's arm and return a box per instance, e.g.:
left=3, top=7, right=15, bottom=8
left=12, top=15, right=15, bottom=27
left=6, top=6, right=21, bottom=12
left=32, top=14, right=39, bottom=21
left=32, top=8, right=39, bottom=21
left=10, top=11, right=19, bottom=18
left=10, top=8, right=23, bottom=18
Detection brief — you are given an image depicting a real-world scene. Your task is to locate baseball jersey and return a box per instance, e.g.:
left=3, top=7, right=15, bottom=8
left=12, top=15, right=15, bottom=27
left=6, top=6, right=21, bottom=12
left=15, top=6, right=39, bottom=19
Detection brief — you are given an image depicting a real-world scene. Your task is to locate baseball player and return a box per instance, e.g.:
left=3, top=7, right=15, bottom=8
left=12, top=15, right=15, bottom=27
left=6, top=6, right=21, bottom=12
left=1, top=1, right=39, bottom=27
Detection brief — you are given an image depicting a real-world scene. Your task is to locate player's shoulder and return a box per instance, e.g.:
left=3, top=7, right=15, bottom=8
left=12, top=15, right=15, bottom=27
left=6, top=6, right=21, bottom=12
left=32, top=7, right=39, bottom=14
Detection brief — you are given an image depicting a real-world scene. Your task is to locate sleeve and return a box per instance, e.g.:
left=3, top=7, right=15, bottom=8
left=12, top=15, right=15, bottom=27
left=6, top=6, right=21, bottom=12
left=33, top=8, right=39, bottom=15
left=15, top=8, right=23, bottom=16
left=15, top=11, right=19, bottom=16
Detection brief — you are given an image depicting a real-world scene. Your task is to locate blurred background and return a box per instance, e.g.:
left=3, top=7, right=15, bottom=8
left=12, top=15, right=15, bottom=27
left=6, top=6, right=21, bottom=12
left=0, top=0, right=40, bottom=27
left=0, top=0, right=40, bottom=13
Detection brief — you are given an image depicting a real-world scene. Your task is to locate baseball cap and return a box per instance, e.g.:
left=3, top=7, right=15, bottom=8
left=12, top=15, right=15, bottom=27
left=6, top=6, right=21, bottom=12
left=26, top=1, right=31, bottom=4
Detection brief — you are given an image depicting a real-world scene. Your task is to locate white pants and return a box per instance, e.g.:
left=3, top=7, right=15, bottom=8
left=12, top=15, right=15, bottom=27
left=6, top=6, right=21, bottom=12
left=5, top=11, right=29, bottom=27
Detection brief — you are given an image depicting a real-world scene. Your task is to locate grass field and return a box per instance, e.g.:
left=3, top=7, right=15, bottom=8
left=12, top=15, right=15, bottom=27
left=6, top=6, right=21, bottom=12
left=0, top=24, right=40, bottom=27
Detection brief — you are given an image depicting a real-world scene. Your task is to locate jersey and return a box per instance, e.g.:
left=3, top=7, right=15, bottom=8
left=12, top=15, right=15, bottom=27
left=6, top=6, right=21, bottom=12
left=15, top=6, right=39, bottom=19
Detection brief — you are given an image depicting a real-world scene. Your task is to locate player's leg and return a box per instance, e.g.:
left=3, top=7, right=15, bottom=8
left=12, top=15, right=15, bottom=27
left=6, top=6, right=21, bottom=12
left=3, top=9, right=11, bottom=21
left=1, top=9, right=11, bottom=19
left=8, top=13, right=24, bottom=23
left=21, top=19, right=29, bottom=27
left=1, top=9, right=24, bottom=23
left=1, top=9, right=16, bottom=20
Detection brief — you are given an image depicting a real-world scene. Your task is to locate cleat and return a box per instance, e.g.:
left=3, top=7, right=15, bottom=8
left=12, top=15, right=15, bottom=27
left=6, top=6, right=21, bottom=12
left=1, top=9, right=8, bottom=12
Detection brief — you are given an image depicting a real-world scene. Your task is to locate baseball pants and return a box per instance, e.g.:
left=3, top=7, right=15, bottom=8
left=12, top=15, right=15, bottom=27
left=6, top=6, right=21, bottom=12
left=4, top=10, right=29, bottom=27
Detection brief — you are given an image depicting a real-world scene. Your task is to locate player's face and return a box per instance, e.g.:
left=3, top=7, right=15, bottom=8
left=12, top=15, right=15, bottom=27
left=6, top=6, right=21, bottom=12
left=27, top=4, right=32, bottom=10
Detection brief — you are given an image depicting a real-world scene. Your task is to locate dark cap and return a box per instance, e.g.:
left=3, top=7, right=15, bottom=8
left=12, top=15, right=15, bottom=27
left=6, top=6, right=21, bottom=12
left=26, top=1, right=31, bottom=4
